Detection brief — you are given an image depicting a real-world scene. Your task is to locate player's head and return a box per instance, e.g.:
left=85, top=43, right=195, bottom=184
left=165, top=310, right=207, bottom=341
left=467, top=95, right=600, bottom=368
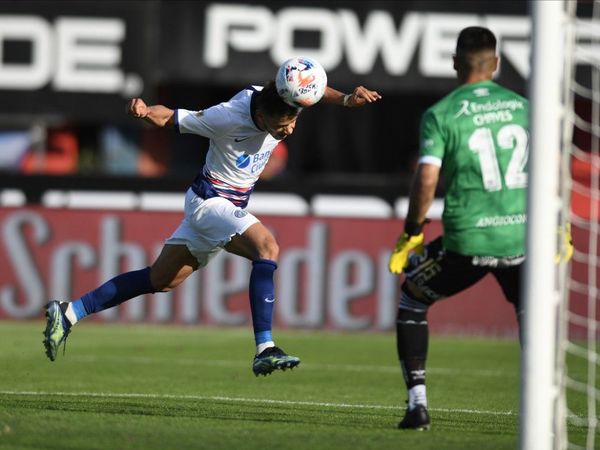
left=453, top=26, right=498, bottom=80
left=255, top=81, right=301, bottom=140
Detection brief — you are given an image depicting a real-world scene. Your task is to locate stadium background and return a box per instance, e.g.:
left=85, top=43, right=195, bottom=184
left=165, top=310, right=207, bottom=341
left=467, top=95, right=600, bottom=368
left=0, top=0, right=533, bottom=335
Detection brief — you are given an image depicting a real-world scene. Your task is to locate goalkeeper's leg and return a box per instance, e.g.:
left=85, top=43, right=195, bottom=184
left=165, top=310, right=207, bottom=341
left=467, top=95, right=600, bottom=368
left=492, top=263, right=523, bottom=342
left=396, top=305, right=431, bottom=430
left=396, top=238, right=487, bottom=429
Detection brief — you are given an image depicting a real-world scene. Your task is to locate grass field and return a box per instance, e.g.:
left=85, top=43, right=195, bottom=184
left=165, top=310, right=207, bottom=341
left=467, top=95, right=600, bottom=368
left=0, top=321, right=589, bottom=449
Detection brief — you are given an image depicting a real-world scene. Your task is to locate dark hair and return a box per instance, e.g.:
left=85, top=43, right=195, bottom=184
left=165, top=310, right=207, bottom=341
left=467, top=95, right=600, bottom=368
left=456, top=26, right=497, bottom=56
left=256, top=81, right=301, bottom=119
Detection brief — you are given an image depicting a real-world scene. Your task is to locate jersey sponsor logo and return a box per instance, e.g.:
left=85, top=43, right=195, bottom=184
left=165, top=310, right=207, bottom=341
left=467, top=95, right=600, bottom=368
left=475, top=214, right=527, bottom=228
left=455, top=98, right=526, bottom=126
left=235, top=153, right=251, bottom=168
left=455, top=100, right=471, bottom=118
left=454, top=99, right=525, bottom=118
left=234, top=136, right=250, bottom=142
left=250, top=149, right=273, bottom=174
left=471, top=255, right=525, bottom=267
left=264, top=297, right=275, bottom=303
left=234, top=209, right=248, bottom=218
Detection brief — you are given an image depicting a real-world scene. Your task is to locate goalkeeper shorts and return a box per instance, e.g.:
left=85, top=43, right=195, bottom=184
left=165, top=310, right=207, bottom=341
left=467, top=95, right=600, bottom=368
left=399, top=237, right=523, bottom=313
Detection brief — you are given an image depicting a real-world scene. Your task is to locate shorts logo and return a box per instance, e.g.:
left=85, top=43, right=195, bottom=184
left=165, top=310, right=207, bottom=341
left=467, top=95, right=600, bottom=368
left=236, top=154, right=251, bottom=168
left=234, top=209, right=248, bottom=218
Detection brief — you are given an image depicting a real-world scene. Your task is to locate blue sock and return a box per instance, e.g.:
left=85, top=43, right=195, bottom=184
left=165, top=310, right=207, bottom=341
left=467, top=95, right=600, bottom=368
left=71, top=267, right=155, bottom=319
left=249, top=259, right=277, bottom=346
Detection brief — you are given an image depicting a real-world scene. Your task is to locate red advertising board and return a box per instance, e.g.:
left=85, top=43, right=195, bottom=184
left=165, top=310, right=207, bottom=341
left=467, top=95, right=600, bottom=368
left=0, top=207, right=519, bottom=335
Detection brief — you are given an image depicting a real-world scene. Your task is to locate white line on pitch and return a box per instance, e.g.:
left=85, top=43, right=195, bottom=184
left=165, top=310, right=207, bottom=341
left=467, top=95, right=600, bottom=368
left=68, top=355, right=512, bottom=378
left=0, top=390, right=516, bottom=417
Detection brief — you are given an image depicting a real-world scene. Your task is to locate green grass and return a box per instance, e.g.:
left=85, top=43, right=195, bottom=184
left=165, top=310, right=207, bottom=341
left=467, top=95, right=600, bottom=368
left=0, top=322, right=590, bottom=449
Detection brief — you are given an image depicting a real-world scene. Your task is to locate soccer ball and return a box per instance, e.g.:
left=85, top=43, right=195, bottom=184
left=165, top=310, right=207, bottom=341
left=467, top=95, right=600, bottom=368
left=275, top=57, right=327, bottom=108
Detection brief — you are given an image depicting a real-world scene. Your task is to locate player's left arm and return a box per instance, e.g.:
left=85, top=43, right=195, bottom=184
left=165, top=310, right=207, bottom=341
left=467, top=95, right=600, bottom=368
left=321, top=86, right=382, bottom=107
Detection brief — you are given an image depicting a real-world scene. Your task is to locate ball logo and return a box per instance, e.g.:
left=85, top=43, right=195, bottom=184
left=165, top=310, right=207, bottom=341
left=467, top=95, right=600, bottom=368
left=276, top=56, right=327, bottom=108
left=235, top=154, right=251, bottom=168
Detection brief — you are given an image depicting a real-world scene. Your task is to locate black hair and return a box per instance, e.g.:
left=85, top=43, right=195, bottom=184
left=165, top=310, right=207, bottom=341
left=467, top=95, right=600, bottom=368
left=256, top=81, right=301, bottom=119
left=456, top=26, right=497, bottom=56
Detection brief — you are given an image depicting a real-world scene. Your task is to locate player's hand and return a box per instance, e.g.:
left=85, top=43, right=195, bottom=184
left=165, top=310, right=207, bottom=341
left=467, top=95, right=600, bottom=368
left=388, top=232, right=425, bottom=274
left=555, top=223, right=574, bottom=263
left=127, top=98, right=149, bottom=118
left=344, top=86, right=382, bottom=107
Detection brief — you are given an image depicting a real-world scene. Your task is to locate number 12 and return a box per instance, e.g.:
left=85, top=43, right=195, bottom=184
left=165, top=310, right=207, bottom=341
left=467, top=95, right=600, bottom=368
left=468, top=124, right=528, bottom=192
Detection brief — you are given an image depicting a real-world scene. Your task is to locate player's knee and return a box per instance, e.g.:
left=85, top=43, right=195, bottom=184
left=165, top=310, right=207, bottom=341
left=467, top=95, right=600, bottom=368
left=257, top=236, right=279, bottom=261
left=150, top=268, right=184, bottom=292
left=399, top=280, right=437, bottom=312
left=150, top=273, right=171, bottom=292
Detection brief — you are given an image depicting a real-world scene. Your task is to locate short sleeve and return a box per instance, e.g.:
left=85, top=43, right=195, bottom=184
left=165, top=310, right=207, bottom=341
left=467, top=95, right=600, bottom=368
left=175, top=104, right=231, bottom=139
left=419, top=109, right=445, bottom=161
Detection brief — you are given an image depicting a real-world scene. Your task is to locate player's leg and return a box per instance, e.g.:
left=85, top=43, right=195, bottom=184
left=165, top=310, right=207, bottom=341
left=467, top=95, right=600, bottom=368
left=43, top=243, right=198, bottom=361
left=175, top=193, right=298, bottom=375
left=225, top=222, right=300, bottom=376
left=43, top=188, right=205, bottom=362
left=225, top=221, right=279, bottom=356
left=491, top=262, right=522, bottom=341
left=396, top=237, right=488, bottom=429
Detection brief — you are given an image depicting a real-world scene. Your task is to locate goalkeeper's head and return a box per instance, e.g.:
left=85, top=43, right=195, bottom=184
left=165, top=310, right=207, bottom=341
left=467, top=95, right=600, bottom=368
left=453, top=26, right=498, bottom=81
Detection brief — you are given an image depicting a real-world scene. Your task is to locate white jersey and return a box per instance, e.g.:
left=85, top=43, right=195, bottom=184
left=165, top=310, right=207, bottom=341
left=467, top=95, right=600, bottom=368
left=175, top=86, right=281, bottom=208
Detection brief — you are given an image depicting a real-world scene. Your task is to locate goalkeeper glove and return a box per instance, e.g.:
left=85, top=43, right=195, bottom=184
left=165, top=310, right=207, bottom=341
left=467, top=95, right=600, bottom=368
left=555, top=223, right=574, bottom=263
left=388, top=232, right=425, bottom=275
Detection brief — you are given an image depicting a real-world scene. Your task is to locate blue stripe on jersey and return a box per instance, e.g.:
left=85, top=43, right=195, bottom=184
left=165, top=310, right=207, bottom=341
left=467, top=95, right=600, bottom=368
left=190, top=170, right=254, bottom=208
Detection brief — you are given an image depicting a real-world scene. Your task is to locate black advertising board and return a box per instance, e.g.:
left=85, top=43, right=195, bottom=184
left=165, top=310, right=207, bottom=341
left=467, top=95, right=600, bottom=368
left=0, top=0, right=155, bottom=120
left=0, top=0, right=532, bottom=118
left=157, top=1, right=529, bottom=93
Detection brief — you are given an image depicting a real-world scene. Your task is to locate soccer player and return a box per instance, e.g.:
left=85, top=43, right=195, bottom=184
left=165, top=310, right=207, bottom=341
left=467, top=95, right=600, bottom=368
left=388, top=26, right=528, bottom=428
left=43, top=75, right=381, bottom=376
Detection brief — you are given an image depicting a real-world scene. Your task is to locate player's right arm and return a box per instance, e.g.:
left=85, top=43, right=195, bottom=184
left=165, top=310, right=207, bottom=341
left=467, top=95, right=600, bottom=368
left=388, top=163, right=440, bottom=274
left=405, top=163, right=440, bottom=231
left=388, top=109, right=443, bottom=275
left=127, top=98, right=175, bottom=128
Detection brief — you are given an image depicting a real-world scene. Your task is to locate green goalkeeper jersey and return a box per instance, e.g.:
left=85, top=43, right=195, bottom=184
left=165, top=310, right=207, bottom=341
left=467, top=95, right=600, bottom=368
left=419, top=80, right=528, bottom=257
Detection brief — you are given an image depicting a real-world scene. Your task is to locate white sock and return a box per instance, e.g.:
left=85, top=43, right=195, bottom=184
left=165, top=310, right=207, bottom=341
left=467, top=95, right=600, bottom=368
left=408, top=385, right=427, bottom=410
left=256, top=341, right=275, bottom=355
left=64, top=303, right=79, bottom=326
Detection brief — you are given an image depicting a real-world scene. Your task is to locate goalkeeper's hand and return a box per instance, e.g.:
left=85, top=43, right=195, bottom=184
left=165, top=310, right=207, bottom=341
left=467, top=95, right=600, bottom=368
left=555, top=223, right=574, bottom=263
left=388, top=232, right=425, bottom=274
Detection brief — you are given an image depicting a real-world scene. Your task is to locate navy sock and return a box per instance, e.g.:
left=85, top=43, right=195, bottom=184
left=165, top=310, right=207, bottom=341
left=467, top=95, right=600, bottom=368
left=74, top=267, right=155, bottom=317
left=249, top=259, right=277, bottom=345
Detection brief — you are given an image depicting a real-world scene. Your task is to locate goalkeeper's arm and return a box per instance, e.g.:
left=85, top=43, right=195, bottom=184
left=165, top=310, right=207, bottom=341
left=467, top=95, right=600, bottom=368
left=388, top=163, right=440, bottom=274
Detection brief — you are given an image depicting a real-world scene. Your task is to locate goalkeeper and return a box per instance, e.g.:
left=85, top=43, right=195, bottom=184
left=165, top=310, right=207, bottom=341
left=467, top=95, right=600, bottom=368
left=388, top=26, right=532, bottom=430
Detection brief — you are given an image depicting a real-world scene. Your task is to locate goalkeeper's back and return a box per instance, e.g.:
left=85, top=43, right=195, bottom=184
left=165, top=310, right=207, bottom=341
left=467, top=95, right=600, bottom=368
left=419, top=80, right=528, bottom=257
